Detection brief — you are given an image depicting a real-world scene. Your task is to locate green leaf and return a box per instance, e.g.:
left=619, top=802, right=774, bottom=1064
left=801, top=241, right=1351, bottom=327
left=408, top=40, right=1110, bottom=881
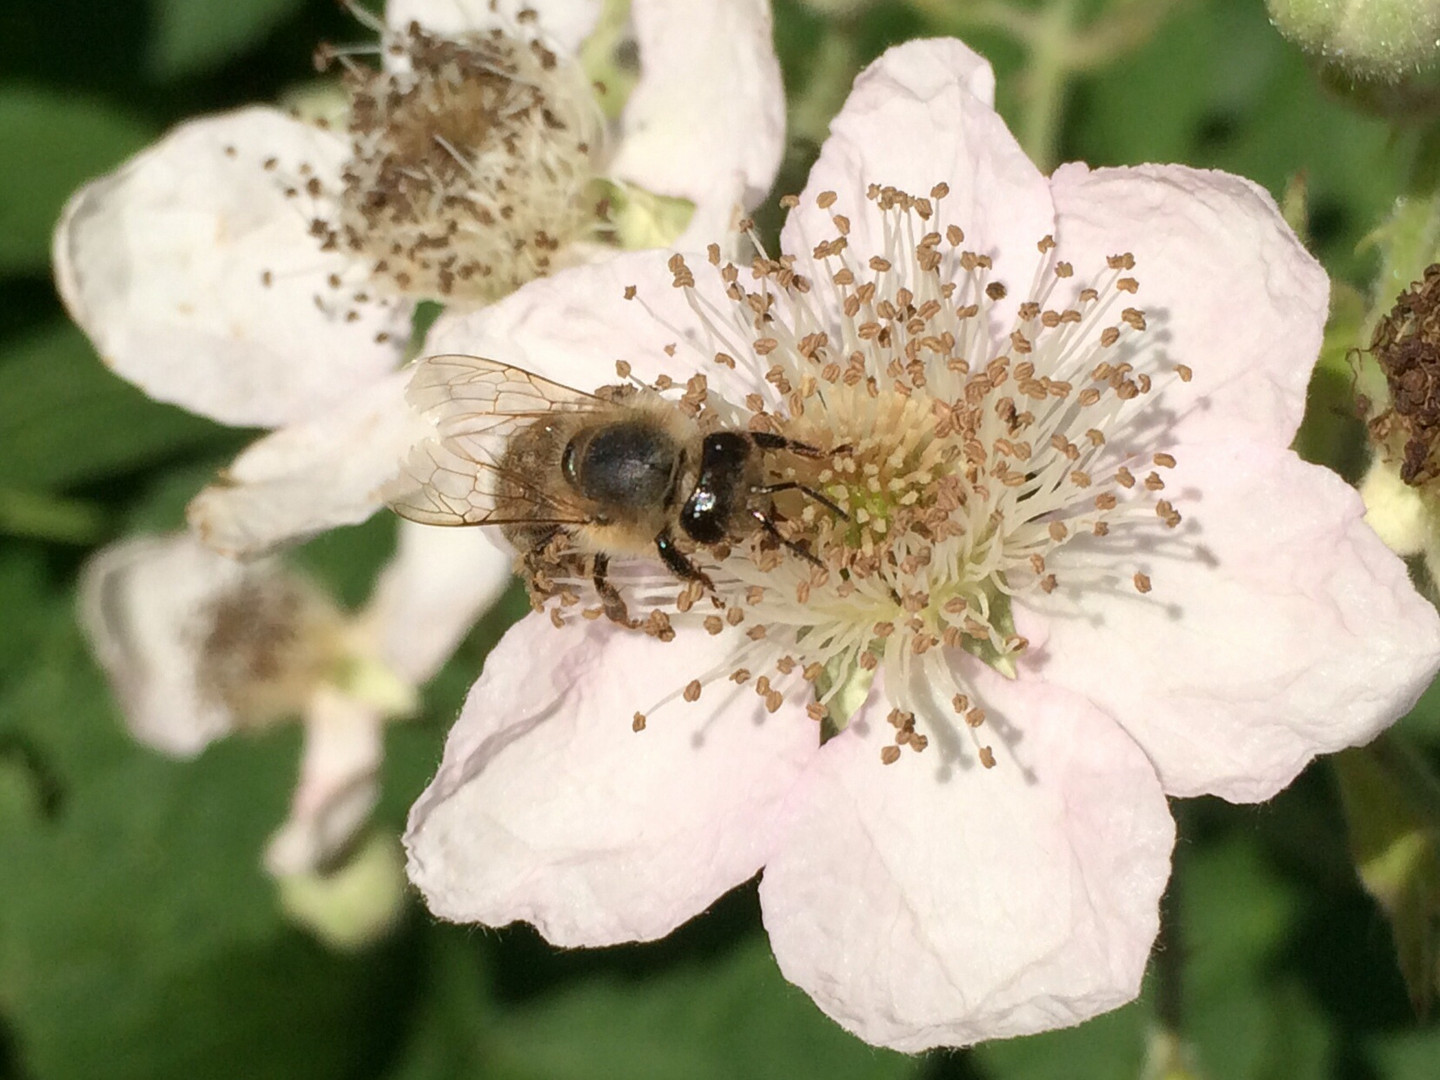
left=1366, top=1025, right=1440, bottom=1079
left=489, top=936, right=919, bottom=1080
left=1292, top=281, right=1368, bottom=479
left=1070, top=0, right=1404, bottom=283
left=1182, top=836, right=1333, bottom=1080
left=380, top=925, right=492, bottom=1080
left=0, top=322, right=231, bottom=493
left=973, top=997, right=1149, bottom=1080
left=1397, top=671, right=1440, bottom=743
left=1333, top=738, right=1440, bottom=1015
left=0, top=486, right=107, bottom=545
left=0, top=581, right=410, bottom=1080
left=147, top=0, right=309, bottom=79
left=0, top=87, right=153, bottom=275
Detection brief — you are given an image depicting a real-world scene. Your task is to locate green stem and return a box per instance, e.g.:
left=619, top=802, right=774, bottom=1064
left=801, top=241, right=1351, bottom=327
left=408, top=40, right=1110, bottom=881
left=1018, top=0, right=1078, bottom=172
left=0, top=487, right=107, bottom=545
left=1365, top=731, right=1440, bottom=824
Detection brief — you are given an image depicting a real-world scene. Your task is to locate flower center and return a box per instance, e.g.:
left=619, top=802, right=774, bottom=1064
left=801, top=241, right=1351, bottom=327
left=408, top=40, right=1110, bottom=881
left=1366, top=262, right=1440, bottom=485
left=197, top=574, right=346, bottom=728
left=573, top=185, right=1187, bottom=766
left=314, top=20, right=604, bottom=305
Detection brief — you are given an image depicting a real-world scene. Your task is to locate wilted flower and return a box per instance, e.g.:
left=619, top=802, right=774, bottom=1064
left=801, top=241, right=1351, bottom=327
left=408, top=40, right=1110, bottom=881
left=1364, top=264, right=1440, bottom=486
left=381, top=37, right=1440, bottom=1050
left=55, top=0, right=783, bottom=425
left=54, top=0, right=784, bottom=559
left=79, top=524, right=510, bottom=878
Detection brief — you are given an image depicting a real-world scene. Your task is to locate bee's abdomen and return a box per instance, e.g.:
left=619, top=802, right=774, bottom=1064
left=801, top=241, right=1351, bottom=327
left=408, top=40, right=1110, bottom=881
left=565, top=420, right=679, bottom=512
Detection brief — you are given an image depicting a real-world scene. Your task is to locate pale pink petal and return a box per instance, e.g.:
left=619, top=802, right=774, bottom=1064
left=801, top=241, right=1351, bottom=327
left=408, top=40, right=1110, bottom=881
left=406, top=614, right=822, bottom=944
left=53, top=108, right=410, bottom=427
left=782, top=37, right=1051, bottom=324
left=386, top=0, right=601, bottom=54
left=78, top=535, right=250, bottom=755
left=760, top=662, right=1173, bottom=1051
left=1049, top=163, right=1327, bottom=448
left=187, top=371, right=431, bottom=558
left=425, top=249, right=763, bottom=406
left=673, top=174, right=748, bottom=256
left=265, top=685, right=386, bottom=876
left=608, top=0, right=784, bottom=213
left=362, top=521, right=515, bottom=684
left=1029, top=440, right=1440, bottom=802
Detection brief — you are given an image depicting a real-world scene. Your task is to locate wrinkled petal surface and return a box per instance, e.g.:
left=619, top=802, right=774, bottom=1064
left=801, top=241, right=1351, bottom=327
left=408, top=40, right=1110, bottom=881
left=1049, top=163, right=1328, bottom=448
left=387, top=0, right=601, bottom=54
left=362, top=521, right=515, bottom=684
left=609, top=0, right=784, bottom=213
left=761, top=663, right=1173, bottom=1051
left=78, top=535, right=248, bottom=755
left=187, top=371, right=430, bottom=557
left=783, top=37, right=1051, bottom=327
left=53, top=108, right=409, bottom=427
left=266, top=685, right=386, bottom=876
left=1030, top=440, right=1440, bottom=801
left=406, top=614, right=822, bottom=945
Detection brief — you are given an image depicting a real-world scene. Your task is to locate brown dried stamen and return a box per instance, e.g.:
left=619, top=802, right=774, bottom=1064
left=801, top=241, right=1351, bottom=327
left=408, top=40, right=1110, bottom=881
left=1366, top=264, right=1440, bottom=485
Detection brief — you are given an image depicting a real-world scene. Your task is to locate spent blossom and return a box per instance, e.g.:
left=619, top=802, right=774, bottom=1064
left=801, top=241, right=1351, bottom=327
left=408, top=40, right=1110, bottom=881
left=393, top=36, right=1440, bottom=1048
left=54, top=0, right=784, bottom=561
left=79, top=524, right=510, bottom=880
left=54, top=0, right=783, bottom=428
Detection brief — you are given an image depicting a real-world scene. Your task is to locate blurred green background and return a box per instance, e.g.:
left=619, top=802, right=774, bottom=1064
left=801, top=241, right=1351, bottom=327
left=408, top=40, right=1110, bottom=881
left=4, top=0, right=1440, bottom=1077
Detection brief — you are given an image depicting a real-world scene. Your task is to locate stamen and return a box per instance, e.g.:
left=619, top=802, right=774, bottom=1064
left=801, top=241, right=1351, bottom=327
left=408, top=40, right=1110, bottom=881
left=300, top=18, right=603, bottom=307
left=527, top=185, right=1186, bottom=764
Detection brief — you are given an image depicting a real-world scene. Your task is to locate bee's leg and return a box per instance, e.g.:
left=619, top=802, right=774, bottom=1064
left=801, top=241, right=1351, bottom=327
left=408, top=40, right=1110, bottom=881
left=749, top=431, right=853, bottom=458
left=750, top=509, right=825, bottom=569
left=655, top=528, right=714, bottom=590
left=590, top=553, right=633, bottom=626
left=751, top=480, right=849, bottom=521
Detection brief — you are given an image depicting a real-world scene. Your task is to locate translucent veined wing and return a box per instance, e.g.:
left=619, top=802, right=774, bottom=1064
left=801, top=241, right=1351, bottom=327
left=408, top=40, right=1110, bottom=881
left=407, top=354, right=605, bottom=445
left=386, top=355, right=607, bottom=528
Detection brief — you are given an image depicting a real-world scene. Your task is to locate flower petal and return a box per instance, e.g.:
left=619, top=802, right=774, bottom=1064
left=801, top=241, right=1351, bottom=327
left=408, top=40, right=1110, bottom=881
left=78, top=534, right=249, bottom=755
left=361, top=521, right=515, bottom=684
left=1031, top=440, right=1440, bottom=801
left=1049, top=162, right=1327, bottom=448
left=608, top=0, right=784, bottom=213
left=265, top=685, right=386, bottom=876
left=782, top=37, right=1051, bottom=318
left=425, top=249, right=763, bottom=405
left=406, top=614, right=822, bottom=944
left=386, top=0, right=602, bottom=54
left=187, top=371, right=430, bottom=558
left=760, top=662, right=1173, bottom=1051
left=53, top=108, right=410, bottom=427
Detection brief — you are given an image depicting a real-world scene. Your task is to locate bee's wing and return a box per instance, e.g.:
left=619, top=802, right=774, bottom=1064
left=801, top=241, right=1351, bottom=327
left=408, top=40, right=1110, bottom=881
left=387, top=355, right=605, bottom=529
left=407, top=354, right=605, bottom=442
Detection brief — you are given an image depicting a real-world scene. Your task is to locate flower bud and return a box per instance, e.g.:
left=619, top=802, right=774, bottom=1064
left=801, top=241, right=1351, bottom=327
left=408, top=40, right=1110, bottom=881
left=1267, top=0, right=1440, bottom=80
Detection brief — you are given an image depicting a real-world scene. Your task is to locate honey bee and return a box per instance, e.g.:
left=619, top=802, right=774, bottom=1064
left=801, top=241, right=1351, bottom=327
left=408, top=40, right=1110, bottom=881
left=387, top=355, right=846, bottom=622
